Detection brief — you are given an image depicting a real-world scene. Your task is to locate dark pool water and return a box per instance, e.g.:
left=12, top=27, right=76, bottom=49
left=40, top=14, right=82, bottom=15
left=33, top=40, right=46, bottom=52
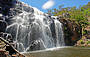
left=24, top=46, right=90, bottom=57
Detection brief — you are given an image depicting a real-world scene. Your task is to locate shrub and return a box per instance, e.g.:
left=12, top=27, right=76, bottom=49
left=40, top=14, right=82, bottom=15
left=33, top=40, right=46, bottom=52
left=86, top=41, right=90, bottom=44
left=80, top=40, right=84, bottom=44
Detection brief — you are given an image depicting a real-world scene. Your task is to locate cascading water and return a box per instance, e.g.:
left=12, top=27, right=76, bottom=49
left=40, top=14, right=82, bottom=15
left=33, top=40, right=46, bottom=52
left=6, top=1, right=65, bottom=52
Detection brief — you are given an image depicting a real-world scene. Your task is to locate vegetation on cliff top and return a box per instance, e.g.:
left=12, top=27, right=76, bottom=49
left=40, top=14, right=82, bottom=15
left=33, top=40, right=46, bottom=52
left=47, top=2, right=90, bottom=46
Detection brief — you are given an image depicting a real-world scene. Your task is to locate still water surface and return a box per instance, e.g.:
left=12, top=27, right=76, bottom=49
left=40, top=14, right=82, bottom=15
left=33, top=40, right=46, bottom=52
left=24, top=46, right=90, bottom=57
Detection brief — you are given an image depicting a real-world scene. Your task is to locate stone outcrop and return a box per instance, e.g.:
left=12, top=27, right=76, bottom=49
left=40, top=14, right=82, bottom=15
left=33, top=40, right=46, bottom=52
left=59, top=18, right=80, bottom=46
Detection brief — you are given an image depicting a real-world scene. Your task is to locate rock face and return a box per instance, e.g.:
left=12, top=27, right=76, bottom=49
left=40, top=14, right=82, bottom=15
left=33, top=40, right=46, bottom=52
left=5, top=0, right=65, bottom=52
left=0, top=0, right=16, bottom=14
left=0, top=0, right=17, bottom=25
left=59, top=18, right=79, bottom=46
left=0, top=20, right=7, bottom=32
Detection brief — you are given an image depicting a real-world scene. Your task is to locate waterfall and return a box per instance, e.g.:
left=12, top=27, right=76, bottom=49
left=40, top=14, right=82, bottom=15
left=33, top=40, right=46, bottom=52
left=6, top=1, right=65, bottom=52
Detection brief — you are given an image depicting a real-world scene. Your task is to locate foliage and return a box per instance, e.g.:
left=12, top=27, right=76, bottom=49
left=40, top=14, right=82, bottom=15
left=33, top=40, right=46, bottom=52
left=86, top=41, right=90, bottom=44
left=83, top=30, right=88, bottom=35
left=47, top=2, right=90, bottom=36
left=80, top=40, right=84, bottom=44
left=47, top=2, right=90, bottom=45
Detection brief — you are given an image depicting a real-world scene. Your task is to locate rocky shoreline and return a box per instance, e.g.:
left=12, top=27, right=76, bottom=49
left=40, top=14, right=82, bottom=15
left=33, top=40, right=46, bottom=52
left=75, top=36, right=90, bottom=47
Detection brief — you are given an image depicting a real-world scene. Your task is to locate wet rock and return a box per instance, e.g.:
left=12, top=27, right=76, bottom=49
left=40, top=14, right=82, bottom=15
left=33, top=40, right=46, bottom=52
left=0, top=20, right=13, bottom=43
left=3, top=33, right=13, bottom=43
left=50, top=19, right=56, bottom=46
left=26, top=39, right=45, bottom=51
left=0, top=0, right=16, bottom=15
left=0, top=32, right=13, bottom=43
left=0, top=16, right=5, bottom=20
left=0, top=0, right=35, bottom=25
left=0, top=32, right=3, bottom=37
left=7, top=34, right=13, bottom=43
left=59, top=19, right=79, bottom=46
left=0, top=20, right=7, bottom=32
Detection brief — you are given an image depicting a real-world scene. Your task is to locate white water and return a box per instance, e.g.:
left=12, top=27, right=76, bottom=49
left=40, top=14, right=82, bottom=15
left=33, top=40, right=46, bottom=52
left=6, top=1, right=65, bottom=52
